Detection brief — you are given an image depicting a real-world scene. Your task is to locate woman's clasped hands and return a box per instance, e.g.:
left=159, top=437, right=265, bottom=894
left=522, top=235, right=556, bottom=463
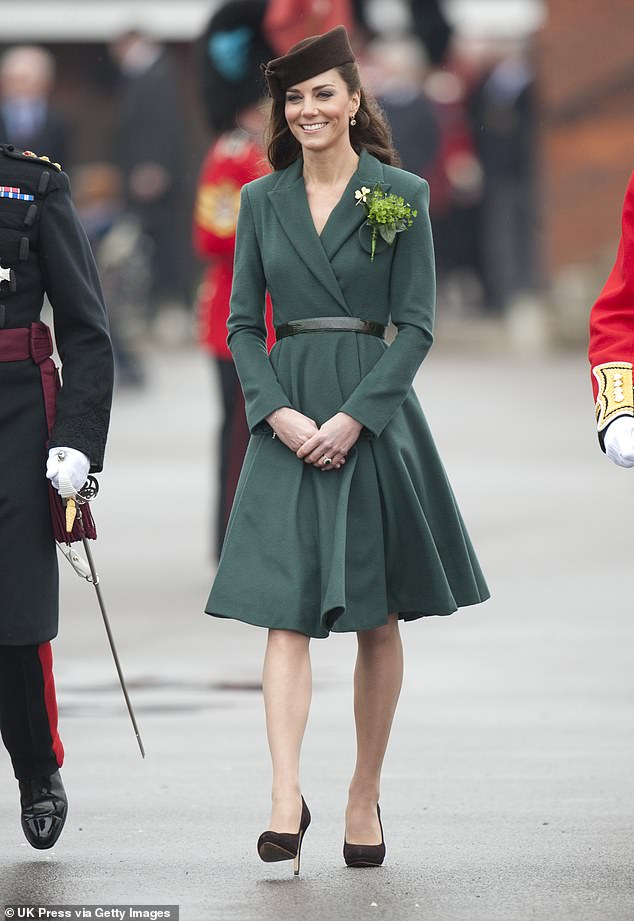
left=267, top=407, right=362, bottom=470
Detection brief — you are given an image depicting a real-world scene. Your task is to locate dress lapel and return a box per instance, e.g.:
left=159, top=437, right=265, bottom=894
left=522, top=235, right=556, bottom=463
left=320, top=148, right=390, bottom=263
left=266, top=149, right=391, bottom=314
left=267, top=159, right=350, bottom=312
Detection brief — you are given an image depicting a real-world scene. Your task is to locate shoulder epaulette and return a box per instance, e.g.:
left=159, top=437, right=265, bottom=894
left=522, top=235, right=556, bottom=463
left=0, top=144, right=62, bottom=172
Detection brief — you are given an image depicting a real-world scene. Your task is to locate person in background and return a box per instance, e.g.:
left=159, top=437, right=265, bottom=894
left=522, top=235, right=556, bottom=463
left=588, top=172, right=634, bottom=467
left=423, top=51, right=484, bottom=316
left=409, top=0, right=452, bottom=65
left=73, top=162, right=150, bottom=389
left=366, top=35, right=439, bottom=180
left=0, top=46, right=67, bottom=168
left=193, top=0, right=275, bottom=558
left=467, top=38, right=538, bottom=315
left=263, top=0, right=356, bottom=54
left=109, top=31, right=187, bottom=318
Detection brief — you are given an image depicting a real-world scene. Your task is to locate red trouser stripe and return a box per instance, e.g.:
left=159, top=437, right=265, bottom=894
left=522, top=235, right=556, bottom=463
left=38, top=642, right=64, bottom=767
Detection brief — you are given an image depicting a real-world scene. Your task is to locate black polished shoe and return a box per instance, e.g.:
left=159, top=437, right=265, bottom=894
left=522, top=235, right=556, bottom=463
left=257, top=796, right=311, bottom=876
left=19, top=770, right=68, bottom=849
left=343, top=803, right=386, bottom=868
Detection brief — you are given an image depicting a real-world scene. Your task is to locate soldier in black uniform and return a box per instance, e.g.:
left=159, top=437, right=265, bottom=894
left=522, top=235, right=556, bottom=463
left=0, top=143, right=113, bottom=848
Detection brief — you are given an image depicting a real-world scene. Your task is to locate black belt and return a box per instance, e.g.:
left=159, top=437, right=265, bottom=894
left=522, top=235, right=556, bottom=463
left=275, top=317, right=386, bottom=339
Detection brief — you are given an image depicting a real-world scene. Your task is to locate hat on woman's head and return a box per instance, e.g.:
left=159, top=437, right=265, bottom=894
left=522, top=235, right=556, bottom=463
left=262, top=25, right=355, bottom=100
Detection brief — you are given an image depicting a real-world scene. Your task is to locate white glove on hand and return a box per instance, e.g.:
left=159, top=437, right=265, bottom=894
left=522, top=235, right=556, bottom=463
left=604, top=416, right=634, bottom=468
left=46, top=447, right=90, bottom=496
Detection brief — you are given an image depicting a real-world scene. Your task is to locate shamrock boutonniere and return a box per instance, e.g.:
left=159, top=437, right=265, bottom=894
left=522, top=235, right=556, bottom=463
left=354, top=184, right=417, bottom=262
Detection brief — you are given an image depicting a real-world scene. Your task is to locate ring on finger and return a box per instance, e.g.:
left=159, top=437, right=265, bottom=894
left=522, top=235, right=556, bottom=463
left=322, top=456, right=333, bottom=466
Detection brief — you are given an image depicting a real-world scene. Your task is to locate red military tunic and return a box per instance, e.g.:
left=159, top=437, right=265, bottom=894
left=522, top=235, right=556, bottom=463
left=192, top=129, right=274, bottom=555
left=263, top=0, right=355, bottom=56
left=193, top=130, right=273, bottom=358
left=589, top=172, right=634, bottom=445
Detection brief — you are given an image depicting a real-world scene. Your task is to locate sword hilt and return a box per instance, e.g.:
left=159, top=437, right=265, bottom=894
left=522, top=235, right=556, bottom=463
left=65, top=497, right=77, bottom=533
left=56, top=453, right=99, bottom=531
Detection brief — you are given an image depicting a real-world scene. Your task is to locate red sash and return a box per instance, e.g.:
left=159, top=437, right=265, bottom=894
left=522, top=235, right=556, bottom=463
left=0, top=321, right=96, bottom=542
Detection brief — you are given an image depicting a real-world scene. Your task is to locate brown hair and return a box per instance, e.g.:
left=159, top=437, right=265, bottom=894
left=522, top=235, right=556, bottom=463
left=265, top=61, right=400, bottom=171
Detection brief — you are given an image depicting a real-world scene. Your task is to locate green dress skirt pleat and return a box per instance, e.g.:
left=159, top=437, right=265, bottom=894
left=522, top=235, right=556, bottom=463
left=206, top=332, right=489, bottom=638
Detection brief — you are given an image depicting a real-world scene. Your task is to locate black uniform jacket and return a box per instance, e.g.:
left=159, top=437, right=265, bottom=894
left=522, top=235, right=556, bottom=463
left=0, top=143, right=114, bottom=644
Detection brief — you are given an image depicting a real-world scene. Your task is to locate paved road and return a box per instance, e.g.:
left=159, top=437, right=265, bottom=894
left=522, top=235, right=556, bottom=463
left=1, top=339, right=633, bottom=921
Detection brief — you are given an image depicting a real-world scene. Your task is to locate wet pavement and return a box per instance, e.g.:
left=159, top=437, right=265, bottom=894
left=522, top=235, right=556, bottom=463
left=1, top=339, right=633, bottom=920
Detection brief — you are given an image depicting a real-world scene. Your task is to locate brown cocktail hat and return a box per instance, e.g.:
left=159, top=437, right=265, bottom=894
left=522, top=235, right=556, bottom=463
left=262, top=25, right=355, bottom=100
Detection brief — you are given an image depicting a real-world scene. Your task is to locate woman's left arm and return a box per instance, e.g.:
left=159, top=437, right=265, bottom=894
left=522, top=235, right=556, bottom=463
left=338, top=177, right=435, bottom=437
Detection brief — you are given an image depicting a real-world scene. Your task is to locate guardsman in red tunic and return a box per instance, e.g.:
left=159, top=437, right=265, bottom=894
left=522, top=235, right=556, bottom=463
left=589, top=172, right=634, bottom=467
left=194, top=0, right=274, bottom=556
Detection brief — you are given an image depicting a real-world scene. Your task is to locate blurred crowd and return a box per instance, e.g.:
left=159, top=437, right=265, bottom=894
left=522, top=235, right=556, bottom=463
left=0, top=1, right=540, bottom=344
left=0, top=0, right=540, bottom=555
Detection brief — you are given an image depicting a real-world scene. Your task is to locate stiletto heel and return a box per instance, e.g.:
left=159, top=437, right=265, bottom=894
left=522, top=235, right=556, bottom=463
left=257, top=796, right=311, bottom=875
left=293, top=831, right=304, bottom=876
left=343, top=803, right=386, bottom=867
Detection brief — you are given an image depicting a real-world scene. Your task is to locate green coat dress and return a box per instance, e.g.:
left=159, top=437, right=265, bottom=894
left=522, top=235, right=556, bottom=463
left=205, top=147, right=489, bottom=638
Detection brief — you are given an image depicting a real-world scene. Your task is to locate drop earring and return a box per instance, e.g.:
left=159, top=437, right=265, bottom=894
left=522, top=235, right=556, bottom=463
left=350, top=113, right=357, bottom=126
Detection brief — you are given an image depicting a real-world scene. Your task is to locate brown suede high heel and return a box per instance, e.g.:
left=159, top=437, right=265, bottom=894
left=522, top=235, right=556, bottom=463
left=343, top=803, right=386, bottom=868
left=257, top=796, right=311, bottom=876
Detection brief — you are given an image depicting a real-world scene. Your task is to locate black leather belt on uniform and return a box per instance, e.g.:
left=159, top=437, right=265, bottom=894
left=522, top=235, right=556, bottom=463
left=275, top=317, right=386, bottom=340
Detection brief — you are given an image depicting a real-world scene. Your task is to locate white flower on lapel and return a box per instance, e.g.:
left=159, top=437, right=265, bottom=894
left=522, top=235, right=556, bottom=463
left=354, top=186, right=371, bottom=204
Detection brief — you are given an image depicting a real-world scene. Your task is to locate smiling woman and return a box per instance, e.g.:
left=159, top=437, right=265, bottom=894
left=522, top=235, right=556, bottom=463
left=285, top=76, right=356, bottom=150
left=264, top=29, right=396, bottom=172
left=204, top=24, right=489, bottom=876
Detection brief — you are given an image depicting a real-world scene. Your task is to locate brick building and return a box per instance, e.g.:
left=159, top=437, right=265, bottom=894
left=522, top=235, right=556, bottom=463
left=540, top=0, right=634, bottom=274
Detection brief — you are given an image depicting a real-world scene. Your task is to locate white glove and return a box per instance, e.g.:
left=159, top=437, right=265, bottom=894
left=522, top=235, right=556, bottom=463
left=604, top=416, right=634, bottom=468
left=46, top=447, right=90, bottom=496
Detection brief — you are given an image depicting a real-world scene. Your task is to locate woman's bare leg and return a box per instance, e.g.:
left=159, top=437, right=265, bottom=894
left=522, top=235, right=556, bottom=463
left=346, top=614, right=403, bottom=843
left=262, top=627, right=312, bottom=831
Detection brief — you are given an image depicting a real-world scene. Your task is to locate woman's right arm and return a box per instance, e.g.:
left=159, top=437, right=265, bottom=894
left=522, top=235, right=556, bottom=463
left=227, top=185, right=292, bottom=434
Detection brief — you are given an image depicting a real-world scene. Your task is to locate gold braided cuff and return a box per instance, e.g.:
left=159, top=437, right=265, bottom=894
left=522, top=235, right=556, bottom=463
left=593, top=362, right=634, bottom=431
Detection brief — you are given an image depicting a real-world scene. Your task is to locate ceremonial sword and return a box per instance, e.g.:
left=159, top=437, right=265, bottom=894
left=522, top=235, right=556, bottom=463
left=56, top=456, right=145, bottom=758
